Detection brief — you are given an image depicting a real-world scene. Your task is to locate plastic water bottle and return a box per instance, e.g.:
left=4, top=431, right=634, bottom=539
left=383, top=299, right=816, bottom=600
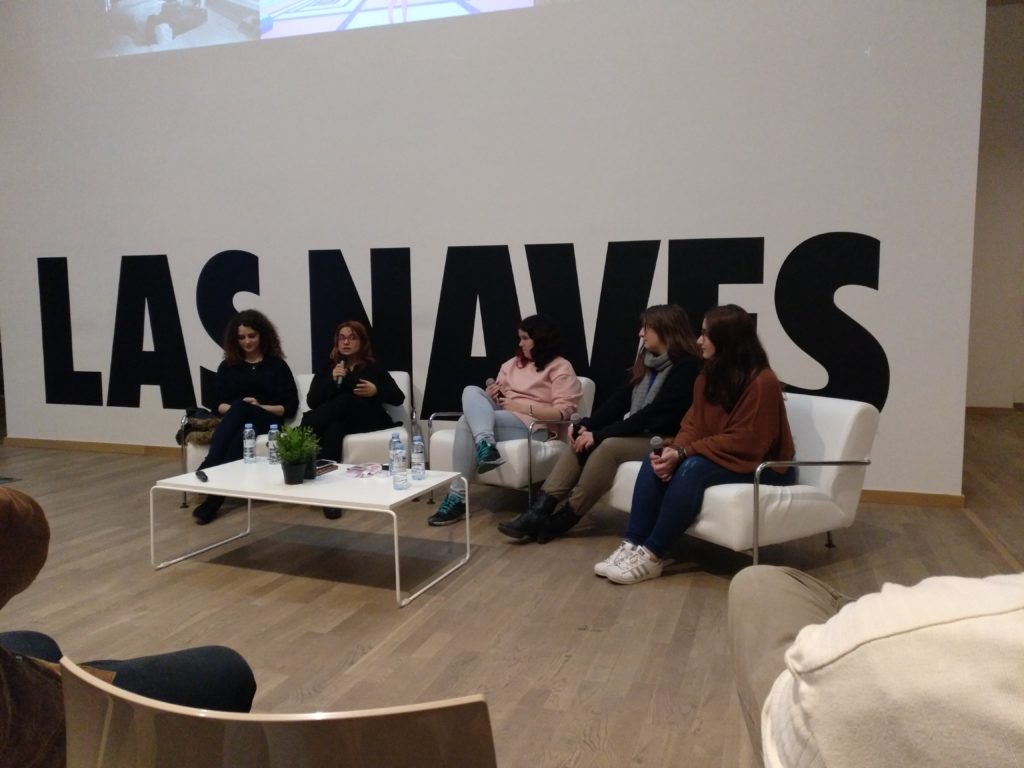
left=267, top=424, right=280, bottom=464
left=242, top=423, right=256, bottom=463
left=388, top=432, right=401, bottom=477
left=392, top=447, right=410, bottom=490
left=411, top=435, right=426, bottom=481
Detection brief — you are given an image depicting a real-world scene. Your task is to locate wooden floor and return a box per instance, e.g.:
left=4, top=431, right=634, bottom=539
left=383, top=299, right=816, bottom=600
left=1, top=409, right=1021, bottom=767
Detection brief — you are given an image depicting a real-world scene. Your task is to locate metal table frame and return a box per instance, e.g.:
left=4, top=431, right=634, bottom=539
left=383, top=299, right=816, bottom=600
left=150, top=461, right=469, bottom=607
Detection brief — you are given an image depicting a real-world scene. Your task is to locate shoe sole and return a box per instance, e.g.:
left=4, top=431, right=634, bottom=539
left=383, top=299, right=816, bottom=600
left=606, top=567, right=663, bottom=585
left=497, top=524, right=533, bottom=540
left=428, top=515, right=464, bottom=527
left=476, top=459, right=505, bottom=474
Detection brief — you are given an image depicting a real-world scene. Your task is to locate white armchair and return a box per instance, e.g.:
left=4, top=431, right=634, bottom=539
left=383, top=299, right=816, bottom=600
left=600, top=392, right=880, bottom=563
left=428, top=377, right=597, bottom=507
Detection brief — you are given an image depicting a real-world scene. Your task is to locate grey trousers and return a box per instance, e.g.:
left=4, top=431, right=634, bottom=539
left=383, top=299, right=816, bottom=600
left=540, top=435, right=651, bottom=516
left=727, top=565, right=852, bottom=764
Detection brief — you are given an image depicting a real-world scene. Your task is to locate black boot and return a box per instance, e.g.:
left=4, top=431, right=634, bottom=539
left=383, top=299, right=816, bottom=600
left=192, top=495, right=224, bottom=525
left=537, top=503, right=582, bottom=544
left=497, top=491, right=558, bottom=541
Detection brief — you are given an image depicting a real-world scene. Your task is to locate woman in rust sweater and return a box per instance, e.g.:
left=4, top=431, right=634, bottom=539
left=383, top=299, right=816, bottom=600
left=597, top=304, right=796, bottom=585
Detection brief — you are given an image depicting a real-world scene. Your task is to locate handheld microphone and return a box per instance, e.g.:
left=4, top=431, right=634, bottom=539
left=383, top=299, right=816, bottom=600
left=336, top=355, right=348, bottom=388
left=570, top=413, right=582, bottom=439
left=649, top=435, right=664, bottom=456
left=195, top=469, right=208, bottom=482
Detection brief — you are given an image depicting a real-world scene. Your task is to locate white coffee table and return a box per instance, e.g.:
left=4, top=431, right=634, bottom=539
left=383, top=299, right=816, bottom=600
left=150, top=460, right=469, bottom=607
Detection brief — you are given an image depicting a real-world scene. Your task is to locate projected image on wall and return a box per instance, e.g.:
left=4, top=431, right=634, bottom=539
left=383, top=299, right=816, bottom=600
left=94, top=1, right=259, bottom=56
left=261, top=0, right=533, bottom=38
left=90, top=0, right=533, bottom=58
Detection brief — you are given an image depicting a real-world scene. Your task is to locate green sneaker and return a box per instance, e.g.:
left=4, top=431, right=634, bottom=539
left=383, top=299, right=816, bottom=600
left=428, top=493, right=466, bottom=526
left=475, top=440, right=505, bottom=474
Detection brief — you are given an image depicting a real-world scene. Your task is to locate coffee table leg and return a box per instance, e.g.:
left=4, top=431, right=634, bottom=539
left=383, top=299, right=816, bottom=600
left=150, top=487, right=253, bottom=569
left=397, top=482, right=472, bottom=607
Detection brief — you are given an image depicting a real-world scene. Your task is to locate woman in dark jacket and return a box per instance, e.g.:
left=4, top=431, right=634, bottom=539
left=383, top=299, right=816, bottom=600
left=300, top=320, right=404, bottom=464
left=498, top=304, right=700, bottom=544
left=193, top=309, right=299, bottom=524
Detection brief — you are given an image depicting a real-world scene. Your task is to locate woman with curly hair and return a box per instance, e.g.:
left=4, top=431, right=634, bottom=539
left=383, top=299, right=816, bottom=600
left=428, top=314, right=582, bottom=526
left=192, top=309, right=299, bottom=525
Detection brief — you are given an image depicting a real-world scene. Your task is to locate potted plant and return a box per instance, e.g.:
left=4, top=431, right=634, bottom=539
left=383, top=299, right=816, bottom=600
left=275, top=425, right=320, bottom=484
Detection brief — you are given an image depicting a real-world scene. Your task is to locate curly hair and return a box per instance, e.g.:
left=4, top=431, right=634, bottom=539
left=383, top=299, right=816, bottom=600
left=700, top=304, right=771, bottom=410
left=628, top=304, right=700, bottom=385
left=222, top=309, right=286, bottom=365
left=514, top=314, right=564, bottom=371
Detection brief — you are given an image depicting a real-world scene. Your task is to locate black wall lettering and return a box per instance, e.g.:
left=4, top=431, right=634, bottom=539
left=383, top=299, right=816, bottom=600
left=195, top=250, right=259, bottom=407
left=587, top=241, right=661, bottom=406
left=369, top=248, right=412, bottom=376
left=37, top=257, right=103, bottom=406
left=423, top=246, right=520, bottom=415
left=525, top=243, right=589, bottom=374
left=308, top=249, right=367, bottom=367
left=668, top=238, right=765, bottom=330
left=308, top=248, right=412, bottom=376
left=775, top=232, right=890, bottom=409
left=107, top=255, right=195, bottom=408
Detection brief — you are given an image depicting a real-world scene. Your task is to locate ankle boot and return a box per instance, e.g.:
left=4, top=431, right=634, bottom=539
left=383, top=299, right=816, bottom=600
left=497, top=491, right=559, bottom=541
left=192, top=494, right=224, bottom=525
left=537, top=503, right=582, bottom=544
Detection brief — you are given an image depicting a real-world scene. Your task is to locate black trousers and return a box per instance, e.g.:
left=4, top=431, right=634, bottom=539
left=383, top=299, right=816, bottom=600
left=0, top=630, right=256, bottom=712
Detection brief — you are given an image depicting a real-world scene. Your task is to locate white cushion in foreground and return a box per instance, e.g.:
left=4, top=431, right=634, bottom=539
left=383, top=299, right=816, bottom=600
left=762, top=572, right=1024, bottom=768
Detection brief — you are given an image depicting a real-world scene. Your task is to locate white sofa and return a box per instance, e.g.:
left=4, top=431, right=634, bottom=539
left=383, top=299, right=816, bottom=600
left=598, top=392, right=880, bottom=562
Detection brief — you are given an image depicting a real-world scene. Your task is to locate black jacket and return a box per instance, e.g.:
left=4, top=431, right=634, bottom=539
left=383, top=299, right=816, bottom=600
left=582, top=356, right=699, bottom=446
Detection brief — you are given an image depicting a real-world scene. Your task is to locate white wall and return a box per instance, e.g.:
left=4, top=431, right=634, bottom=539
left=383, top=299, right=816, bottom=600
left=968, top=2, right=1024, bottom=407
left=0, top=1, right=986, bottom=496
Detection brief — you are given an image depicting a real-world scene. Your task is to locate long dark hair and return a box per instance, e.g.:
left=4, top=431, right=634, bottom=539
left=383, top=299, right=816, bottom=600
left=222, top=309, right=285, bottom=365
left=514, top=314, right=564, bottom=371
left=628, top=304, right=699, bottom=385
left=701, top=304, right=770, bottom=411
left=329, top=320, right=376, bottom=369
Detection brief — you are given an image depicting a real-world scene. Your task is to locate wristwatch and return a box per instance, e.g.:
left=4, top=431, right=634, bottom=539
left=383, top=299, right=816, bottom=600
left=676, top=447, right=685, bottom=460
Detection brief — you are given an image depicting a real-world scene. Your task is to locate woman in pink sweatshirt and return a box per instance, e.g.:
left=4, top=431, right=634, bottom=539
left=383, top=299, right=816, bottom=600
left=428, top=315, right=582, bottom=526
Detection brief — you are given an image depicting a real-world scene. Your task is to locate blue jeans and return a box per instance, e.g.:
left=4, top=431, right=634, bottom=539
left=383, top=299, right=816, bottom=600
left=449, top=385, right=532, bottom=499
left=0, top=630, right=256, bottom=712
left=627, top=454, right=797, bottom=557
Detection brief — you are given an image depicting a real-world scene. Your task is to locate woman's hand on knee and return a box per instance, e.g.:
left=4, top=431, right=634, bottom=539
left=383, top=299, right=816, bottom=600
left=651, top=449, right=680, bottom=482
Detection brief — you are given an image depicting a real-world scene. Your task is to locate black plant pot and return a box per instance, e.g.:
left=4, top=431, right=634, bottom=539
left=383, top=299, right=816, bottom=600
left=282, top=462, right=306, bottom=485
left=304, top=458, right=317, bottom=480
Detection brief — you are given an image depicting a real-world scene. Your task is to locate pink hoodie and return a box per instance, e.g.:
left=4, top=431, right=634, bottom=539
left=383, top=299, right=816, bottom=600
left=494, top=355, right=582, bottom=429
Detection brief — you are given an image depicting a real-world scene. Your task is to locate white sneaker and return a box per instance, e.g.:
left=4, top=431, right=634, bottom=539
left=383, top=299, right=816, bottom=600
left=594, top=540, right=636, bottom=578
left=606, top=545, right=663, bottom=585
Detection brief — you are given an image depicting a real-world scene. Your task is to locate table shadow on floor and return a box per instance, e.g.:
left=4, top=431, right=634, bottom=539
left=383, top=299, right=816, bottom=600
left=206, top=522, right=474, bottom=592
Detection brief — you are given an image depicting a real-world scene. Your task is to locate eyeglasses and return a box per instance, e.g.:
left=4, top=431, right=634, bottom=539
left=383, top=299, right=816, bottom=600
left=337, top=334, right=358, bottom=342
